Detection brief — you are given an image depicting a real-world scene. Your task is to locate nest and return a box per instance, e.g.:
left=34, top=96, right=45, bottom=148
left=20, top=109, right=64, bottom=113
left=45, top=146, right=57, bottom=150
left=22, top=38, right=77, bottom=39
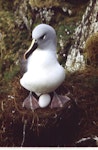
left=1, top=67, right=98, bottom=147
left=0, top=76, right=82, bottom=147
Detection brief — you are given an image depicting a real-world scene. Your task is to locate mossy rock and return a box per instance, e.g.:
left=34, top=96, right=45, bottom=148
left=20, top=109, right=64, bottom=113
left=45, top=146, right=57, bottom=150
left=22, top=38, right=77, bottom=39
left=29, top=0, right=64, bottom=8
left=85, top=32, right=98, bottom=67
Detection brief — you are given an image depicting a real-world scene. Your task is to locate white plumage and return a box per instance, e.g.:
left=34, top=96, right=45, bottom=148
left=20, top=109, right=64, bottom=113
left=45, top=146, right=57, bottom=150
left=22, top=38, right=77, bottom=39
left=20, top=24, right=65, bottom=108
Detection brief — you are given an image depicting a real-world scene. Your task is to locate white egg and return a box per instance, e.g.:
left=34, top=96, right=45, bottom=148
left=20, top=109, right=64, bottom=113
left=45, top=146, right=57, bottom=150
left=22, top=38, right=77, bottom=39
left=38, top=94, right=51, bottom=108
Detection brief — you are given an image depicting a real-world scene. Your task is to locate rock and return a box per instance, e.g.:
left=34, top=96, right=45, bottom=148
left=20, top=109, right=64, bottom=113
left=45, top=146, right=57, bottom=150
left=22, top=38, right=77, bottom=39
left=65, top=0, right=98, bottom=72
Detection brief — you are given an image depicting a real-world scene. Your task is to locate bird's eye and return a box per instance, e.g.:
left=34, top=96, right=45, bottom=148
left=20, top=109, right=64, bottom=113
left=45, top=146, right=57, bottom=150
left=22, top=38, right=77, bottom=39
left=40, top=34, right=46, bottom=40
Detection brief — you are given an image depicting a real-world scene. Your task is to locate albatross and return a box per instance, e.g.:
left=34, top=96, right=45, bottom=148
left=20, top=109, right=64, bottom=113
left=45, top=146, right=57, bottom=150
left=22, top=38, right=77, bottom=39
left=20, top=24, right=70, bottom=110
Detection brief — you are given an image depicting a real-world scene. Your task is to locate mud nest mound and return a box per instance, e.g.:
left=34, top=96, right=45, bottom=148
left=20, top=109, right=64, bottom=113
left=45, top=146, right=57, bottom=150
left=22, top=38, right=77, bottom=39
left=0, top=67, right=98, bottom=147
left=0, top=76, right=82, bottom=147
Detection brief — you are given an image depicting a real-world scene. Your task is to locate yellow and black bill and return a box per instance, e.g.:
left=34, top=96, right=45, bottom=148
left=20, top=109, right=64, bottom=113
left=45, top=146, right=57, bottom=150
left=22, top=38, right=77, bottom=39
left=24, top=39, right=38, bottom=59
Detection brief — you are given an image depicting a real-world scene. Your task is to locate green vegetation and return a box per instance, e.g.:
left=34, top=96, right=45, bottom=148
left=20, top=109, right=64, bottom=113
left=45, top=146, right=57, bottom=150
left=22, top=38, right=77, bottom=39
left=84, top=32, right=98, bottom=67
left=29, top=0, right=60, bottom=8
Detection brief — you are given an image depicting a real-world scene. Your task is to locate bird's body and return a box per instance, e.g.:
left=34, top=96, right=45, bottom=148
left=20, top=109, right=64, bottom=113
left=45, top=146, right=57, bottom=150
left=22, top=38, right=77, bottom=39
left=20, top=24, right=68, bottom=109
left=20, top=48, right=65, bottom=94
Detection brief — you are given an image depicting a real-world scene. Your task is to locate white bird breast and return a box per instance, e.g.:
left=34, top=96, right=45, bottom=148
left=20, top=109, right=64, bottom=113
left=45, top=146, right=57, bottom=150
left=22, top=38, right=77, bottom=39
left=20, top=63, right=65, bottom=94
left=20, top=48, right=65, bottom=93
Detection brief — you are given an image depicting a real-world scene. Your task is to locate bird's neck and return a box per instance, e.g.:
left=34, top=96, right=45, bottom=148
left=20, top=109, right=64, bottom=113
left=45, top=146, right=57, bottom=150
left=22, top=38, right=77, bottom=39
left=27, top=49, right=58, bottom=71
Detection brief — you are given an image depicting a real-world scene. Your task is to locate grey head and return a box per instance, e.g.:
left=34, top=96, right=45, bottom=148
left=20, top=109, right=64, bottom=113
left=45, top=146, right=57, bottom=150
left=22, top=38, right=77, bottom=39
left=24, top=24, right=57, bottom=59
left=32, top=24, right=57, bottom=50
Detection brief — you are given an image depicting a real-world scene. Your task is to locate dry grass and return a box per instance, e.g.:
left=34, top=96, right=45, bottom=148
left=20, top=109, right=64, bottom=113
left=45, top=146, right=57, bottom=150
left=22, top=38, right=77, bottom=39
left=84, top=32, right=98, bottom=67
left=0, top=65, right=98, bottom=146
